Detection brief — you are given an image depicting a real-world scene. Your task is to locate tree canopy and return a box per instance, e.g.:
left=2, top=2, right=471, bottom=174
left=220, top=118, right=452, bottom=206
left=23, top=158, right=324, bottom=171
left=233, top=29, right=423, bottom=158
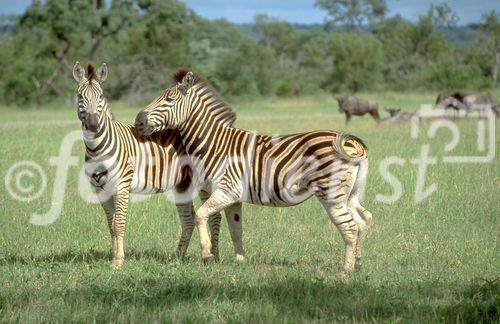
left=315, top=0, right=387, bottom=29
left=0, top=0, right=497, bottom=106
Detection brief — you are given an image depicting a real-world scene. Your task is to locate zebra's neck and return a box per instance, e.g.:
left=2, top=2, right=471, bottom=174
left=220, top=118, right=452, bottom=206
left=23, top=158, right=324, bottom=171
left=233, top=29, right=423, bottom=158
left=179, top=104, right=240, bottom=168
left=82, top=107, right=115, bottom=155
left=175, top=86, right=239, bottom=180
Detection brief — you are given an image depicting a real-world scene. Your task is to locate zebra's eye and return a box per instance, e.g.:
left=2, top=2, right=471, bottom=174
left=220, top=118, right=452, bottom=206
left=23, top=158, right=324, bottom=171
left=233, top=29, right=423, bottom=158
left=166, top=97, right=174, bottom=103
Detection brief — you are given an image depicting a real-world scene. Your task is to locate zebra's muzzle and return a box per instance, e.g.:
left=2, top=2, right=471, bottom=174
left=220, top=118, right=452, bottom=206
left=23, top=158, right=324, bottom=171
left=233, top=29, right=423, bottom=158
left=135, top=111, right=153, bottom=136
left=84, top=113, right=99, bottom=132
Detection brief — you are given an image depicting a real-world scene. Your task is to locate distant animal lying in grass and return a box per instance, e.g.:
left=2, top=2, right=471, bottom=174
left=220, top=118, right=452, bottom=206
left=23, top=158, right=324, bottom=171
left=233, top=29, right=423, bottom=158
left=436, top=91, right=498, bottom=117
left=336, top=95, right=380, bottom=124
left=463, top=91, right=498, bottom=116
left=383, top=107, right=419, bottom=123
left=436, top=91, right=468, bottom=114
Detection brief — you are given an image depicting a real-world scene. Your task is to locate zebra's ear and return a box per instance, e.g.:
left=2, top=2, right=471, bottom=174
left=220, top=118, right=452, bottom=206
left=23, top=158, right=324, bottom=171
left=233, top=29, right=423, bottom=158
left=95, top=63, right=108, bottom=83
left=179, top=71, right=195, bottom=95
left=72, top=61, right=86, bottom=83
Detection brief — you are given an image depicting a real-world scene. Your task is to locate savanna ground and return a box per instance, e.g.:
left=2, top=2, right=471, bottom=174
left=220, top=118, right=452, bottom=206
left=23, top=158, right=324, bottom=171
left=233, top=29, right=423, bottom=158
left=0, top=92, right=499, bottom=322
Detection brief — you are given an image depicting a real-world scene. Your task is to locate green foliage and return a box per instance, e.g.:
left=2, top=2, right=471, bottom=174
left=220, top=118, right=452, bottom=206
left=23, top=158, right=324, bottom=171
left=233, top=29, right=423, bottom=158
left=214, top=37, right=277, bottom=97
left=0, top=0, right=497, bottom=105
left=315, top=0, right=387, bottom=29
left=252, top=14, right=321, bottom=96
left=188, top=18, right=243, bottom=91
left=425, top=55, right=488, bottom=90
left=324, top=32, right=385, bottom=92
left=479, top=11, right=500, bottom=86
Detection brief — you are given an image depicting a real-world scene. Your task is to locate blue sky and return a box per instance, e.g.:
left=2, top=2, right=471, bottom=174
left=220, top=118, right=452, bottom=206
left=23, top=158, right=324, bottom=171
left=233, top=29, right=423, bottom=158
left=0, top=0, right=498, bottom=25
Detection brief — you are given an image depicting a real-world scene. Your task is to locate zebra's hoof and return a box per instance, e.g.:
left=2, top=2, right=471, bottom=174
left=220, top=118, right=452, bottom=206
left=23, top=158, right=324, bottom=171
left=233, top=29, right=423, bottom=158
left=203, top=255, right=215, bottom=264
left=341, top=263, right=355, bottom=273
left=111, top=259, right=124, bottom=269
left=175, top=250, right=187, bottom=261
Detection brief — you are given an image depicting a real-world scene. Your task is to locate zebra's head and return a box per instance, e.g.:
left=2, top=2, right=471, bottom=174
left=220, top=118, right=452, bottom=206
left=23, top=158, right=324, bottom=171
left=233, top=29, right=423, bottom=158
left=135, top=69, right=196, bottom=136
left=72, top=62, right=108, bottom=133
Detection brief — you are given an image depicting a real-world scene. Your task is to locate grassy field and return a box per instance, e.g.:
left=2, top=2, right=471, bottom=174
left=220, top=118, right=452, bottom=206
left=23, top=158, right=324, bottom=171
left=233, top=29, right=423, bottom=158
left=0, top=92, right=499, bottom=322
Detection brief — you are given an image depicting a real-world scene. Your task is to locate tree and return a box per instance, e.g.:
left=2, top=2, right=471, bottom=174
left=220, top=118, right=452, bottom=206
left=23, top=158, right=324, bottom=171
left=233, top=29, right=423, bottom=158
left=0, top=0, right=493, bottom=105
left=12, top=0, right=135, bottom=103
left=480, top=11, right=500, bottom=86
left=214, top=37, right=277, bottom=96
left=188, top=17, right=244, bottom=90
left=0, top=0, right=193, bottom=104
left=121, top=0, right=194, bottom=96
left=430, top=3, right=458, bottom=27
left=252, top=14, right=310, bottom=95
left=253, top=14, right=301, bottom=55
left=413, top=4, right=457, bottom=61
left=315, top=0, right=387, bottom=29
left=325, top=32, right=385, bottom=93
left=0, top=14, right=15, bottom=34
left=374, top=15, right=417, bottom=88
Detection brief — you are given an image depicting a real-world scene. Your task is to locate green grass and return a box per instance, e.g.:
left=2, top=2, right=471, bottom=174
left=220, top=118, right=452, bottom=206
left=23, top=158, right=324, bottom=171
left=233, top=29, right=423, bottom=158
left=0, top=93, right=499, bottom=322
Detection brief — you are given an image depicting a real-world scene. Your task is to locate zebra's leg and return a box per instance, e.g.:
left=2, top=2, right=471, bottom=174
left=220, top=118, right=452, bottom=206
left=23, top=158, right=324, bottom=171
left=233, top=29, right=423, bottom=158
left=199, top=189, right=222, bottom=261
left=111, top=185, right=130, bottom=268
left=314, top=164, right=361, bottom=272
left=98, top=193, right=117, bottom=264
left=208, top=212, right=222, bottom=261
left=348, top=197, right=373, bottom=270
left=195, top=190, right=237, bottom=262
left=174, top=202, right=195, bottom=259
left=224, top=203, right=245, bottom=262
left=320, top=199, right=359, bottom=272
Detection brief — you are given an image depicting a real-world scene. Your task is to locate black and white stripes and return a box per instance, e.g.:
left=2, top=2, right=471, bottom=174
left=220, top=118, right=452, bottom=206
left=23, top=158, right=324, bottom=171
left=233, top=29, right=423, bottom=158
left=135, top=70, right=373, bottom=271
left=73, top=62, right=225, bottom=267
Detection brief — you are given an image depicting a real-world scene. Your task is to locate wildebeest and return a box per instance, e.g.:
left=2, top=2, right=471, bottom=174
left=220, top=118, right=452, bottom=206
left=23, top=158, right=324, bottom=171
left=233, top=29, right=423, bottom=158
left=383, top=107, right=418, bottom=123
left=336, top=96, right=380, bottom=124
left=436, top=91, right=467, bottom=114
left=463, top=91, right=496, bottom=115
left=436, top=91, right=497, bottom=117
left=436, top=91, right=467, bottom=107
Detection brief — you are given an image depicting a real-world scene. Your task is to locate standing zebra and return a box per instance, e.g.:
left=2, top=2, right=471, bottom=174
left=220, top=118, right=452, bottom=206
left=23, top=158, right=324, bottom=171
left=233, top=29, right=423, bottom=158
left=135, top=70, right=373, bottom=272
left=72, top=62, right=227, bottom=267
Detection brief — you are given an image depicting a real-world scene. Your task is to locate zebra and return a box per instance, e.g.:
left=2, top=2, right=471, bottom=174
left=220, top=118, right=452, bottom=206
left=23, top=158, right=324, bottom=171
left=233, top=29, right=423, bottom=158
left=72, top=62, right=228, bottom=267
left=135, top=69, right=373, bottom=272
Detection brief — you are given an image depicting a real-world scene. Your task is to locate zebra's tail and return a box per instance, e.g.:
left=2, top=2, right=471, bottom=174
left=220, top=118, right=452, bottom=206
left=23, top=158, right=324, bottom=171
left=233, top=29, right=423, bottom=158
left=333, top=132, right=372, bottom=227
left=331, top=132, right=367, bottom=163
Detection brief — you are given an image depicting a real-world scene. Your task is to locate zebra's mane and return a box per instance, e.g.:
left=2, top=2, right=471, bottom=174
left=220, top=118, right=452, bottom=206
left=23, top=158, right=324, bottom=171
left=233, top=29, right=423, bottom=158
left=87, top=64, right=95, bottom=80
left=172, top=69, right=236, bottom=127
